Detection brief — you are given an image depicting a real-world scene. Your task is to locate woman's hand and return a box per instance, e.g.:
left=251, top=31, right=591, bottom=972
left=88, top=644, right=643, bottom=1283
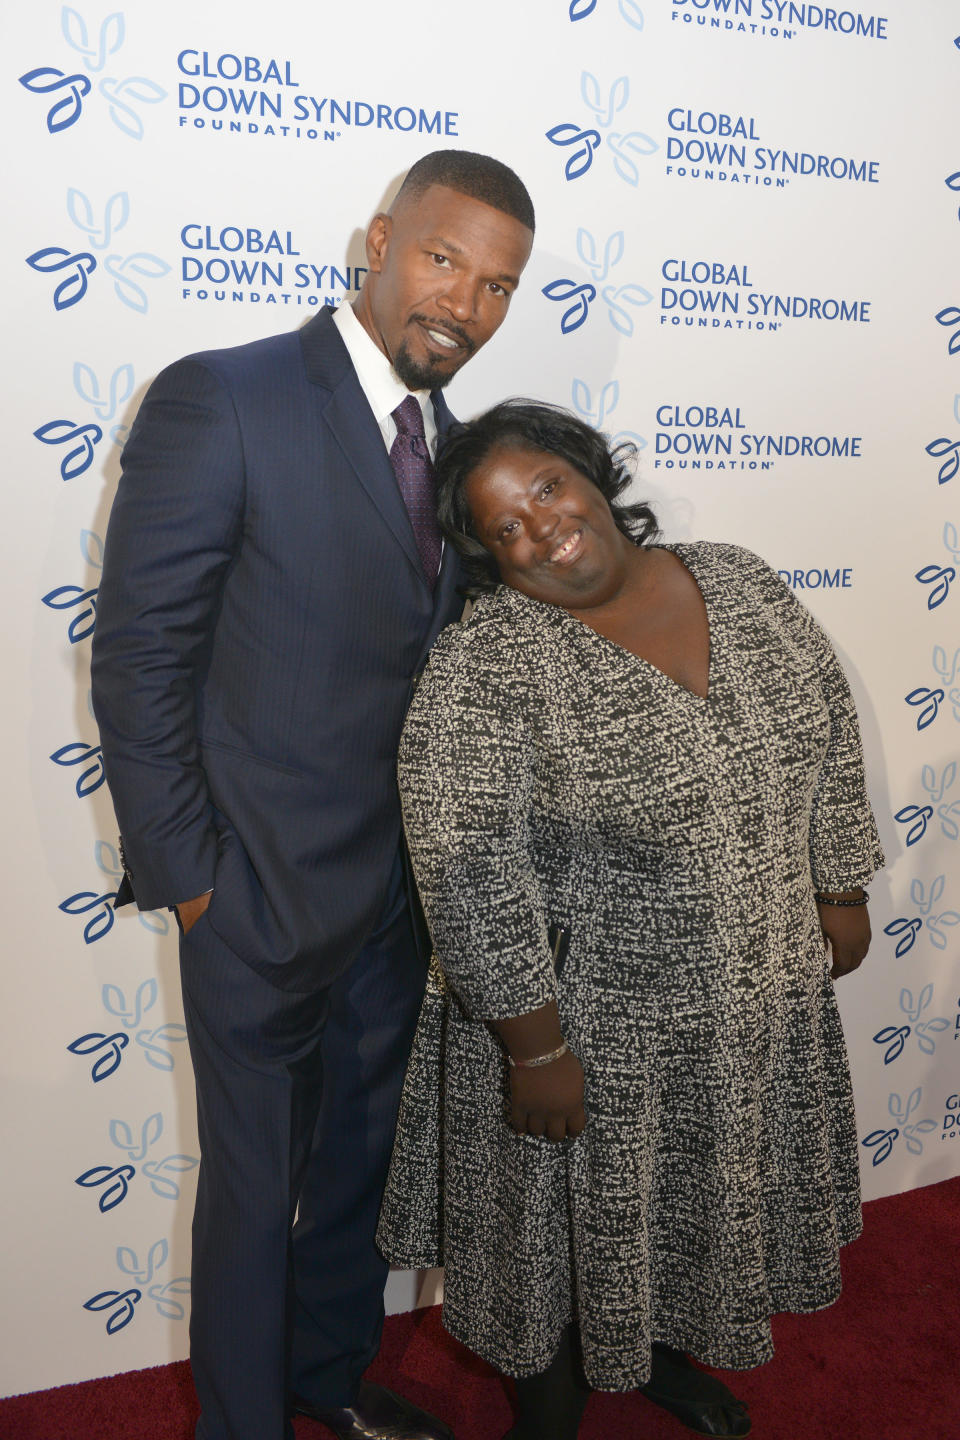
left=509, top=1048, right=586, bottom=1141
left=817, top=892, right=871, bottom=978
left=489, top=999, right=587, bottom=1141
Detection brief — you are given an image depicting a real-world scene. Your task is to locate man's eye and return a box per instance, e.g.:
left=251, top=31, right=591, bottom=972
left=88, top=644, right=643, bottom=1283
left=488, top=282, right=506, bottom=296
left=541, top=481, right=557, bottom=498
left=431, top=253, right=451, bottom=267
left=498, top=521, right=518, bottom=541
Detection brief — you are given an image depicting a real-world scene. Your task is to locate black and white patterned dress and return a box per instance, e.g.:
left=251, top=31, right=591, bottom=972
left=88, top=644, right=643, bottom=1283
left=377, top=542, right=883, bottom=1390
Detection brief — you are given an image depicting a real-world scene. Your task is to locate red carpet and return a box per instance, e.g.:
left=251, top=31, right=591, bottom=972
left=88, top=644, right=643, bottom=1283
left=2, top=1176, right=956, bottom=1440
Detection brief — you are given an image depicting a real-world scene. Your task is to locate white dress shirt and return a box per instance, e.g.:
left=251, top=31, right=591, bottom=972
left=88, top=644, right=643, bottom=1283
left=333, top=302, right=438, bottom=459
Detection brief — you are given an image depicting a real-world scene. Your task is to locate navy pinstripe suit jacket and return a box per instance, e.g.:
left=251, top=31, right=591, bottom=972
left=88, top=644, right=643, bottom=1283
left=91, top=307, right=463, bottom=991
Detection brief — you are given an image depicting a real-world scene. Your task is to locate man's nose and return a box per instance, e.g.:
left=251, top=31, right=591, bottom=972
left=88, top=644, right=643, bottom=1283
left=437, top=273, right=478, bottom=323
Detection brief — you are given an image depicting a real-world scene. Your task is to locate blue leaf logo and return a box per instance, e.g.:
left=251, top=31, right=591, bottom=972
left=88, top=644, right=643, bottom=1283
left=68, top=188, right=129, bottom=250
left=18, top=67, right=91, bottom=132
left=601, top=282, right=653, bottom=336
left=75, top=1162, right=135, bottom=1212
left=62, top=8, right=125, bottom=73
left=904, top=686, right=943, bottom=730
left=576, top=228, right=624, bottom=283
left=933, top=645, right=960, bottom=687
left=607, top=129, right=659, bottom=186
left=83, top=1288, right=141, bottom=1335
left=882, top=916, right=922, bottom=957
left=25, top=247, right=97, bottom=310
left=571, top=378, right=619, bottom=427
left=59, top=889, right=117, bottom=943
left=118, top=1238, right=167, bottom=1284
left=138, top=908, right=171, bottom=936
left=915, top=563, right=955, bottom=609
left=67, top=1030, right=129, bottom=1082
left=893, top=804, right=933, bottom=846
left=541, top=278, right=597, bottom=334
left=136, top=1023, right=189, bottom=1072
left=41, top=583, right=98, bottom=643
left=580, top=72, right=629, bottom=128
left=74, top=361, right=134, bottom=420
left=98, top=76, right=166, bottom=141
left=872, top=1025, right=909, bottom=1064
left=861, top=1127, right=898, bottom=1166
left=546, top=123, right=602, bottom=181
left=146, top=1277, right=191, bottom=1321
left=618, top=0, right=644, bottom=28
left=103, top=252, right=171, bottom=314
left=926, top=437, right=960, bottom=485
left=142, top=1153, right=199, bottom=1200
left=33, top=419, right=103, bottom=481
left=103, top=978, right=158, bottom=1028
left=935, top=306, right=960, bottom=356
left=109, top=1111, right=163, bottom=1161
left=50, top=740, right=105, bottom=797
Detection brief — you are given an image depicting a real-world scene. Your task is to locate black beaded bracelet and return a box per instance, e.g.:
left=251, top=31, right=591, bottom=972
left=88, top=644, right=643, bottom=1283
left=814, top=891, right=868, bottom=907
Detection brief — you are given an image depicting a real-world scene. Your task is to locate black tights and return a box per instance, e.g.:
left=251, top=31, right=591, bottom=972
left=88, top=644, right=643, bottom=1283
left=507, top=1326, right=592, bottom=1440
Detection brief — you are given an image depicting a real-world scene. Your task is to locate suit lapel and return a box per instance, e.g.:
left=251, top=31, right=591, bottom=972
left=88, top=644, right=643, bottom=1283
left=299, top=311, right=423, bottom=577
left=428, top=387, right=466, bottom=621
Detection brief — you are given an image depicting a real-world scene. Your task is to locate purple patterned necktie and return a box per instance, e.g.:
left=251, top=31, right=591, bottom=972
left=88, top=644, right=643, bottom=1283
left=389, top=394, right=442, bottom=589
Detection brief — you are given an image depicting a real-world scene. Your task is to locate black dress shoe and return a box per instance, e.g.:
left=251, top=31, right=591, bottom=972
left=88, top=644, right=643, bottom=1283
left=294, top=1380, right=455, bottom=1440
left=640, top=1344, right=751, bottom=1437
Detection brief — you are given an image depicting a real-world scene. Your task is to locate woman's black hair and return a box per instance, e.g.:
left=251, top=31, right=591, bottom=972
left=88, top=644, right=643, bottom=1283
left=435, top=399, right=659, bottom=595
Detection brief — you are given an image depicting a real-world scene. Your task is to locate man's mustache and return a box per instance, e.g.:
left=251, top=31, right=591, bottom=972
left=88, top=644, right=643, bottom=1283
left=409, top=313, right=475, bottom=356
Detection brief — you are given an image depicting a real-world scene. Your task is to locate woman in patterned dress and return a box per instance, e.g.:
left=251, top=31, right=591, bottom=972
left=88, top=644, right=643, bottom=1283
left=377, top=402, right=881, bottom=1440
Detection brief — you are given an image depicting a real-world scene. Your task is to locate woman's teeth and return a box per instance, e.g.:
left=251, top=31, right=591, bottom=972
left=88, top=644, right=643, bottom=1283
left=550, top=531, right=582, bottom=562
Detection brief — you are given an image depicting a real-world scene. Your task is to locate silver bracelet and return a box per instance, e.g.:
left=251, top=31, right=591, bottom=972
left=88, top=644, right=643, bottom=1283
left=508, top=1041, right=569, bottom=1069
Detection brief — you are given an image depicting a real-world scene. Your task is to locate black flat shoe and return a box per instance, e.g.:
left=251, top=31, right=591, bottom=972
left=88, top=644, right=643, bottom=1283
left=294, top=1380, right=455, bottom=1440
left=640, top=1345, right=751, bottom=1437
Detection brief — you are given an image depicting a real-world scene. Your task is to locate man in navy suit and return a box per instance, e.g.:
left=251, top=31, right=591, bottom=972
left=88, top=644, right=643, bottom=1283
left=91, top=150, right=535, bottom=1440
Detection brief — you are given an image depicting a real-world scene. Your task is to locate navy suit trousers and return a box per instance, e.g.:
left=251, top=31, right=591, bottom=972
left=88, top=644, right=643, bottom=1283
left=178, top=855, right=425, bottom=1440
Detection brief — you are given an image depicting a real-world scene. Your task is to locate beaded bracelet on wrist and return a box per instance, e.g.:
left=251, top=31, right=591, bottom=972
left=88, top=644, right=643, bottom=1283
left=814, top=890, right=869, bottom=907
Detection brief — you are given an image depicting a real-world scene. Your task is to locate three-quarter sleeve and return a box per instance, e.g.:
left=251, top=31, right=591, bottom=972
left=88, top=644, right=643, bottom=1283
left=739, top=548, right=885, bottom=890
left=398, top=618, right=558, bottom=1021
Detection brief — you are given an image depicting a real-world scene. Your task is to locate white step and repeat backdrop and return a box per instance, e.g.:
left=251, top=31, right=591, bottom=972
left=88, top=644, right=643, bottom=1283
left=3, top=0, right=959, bottom=1399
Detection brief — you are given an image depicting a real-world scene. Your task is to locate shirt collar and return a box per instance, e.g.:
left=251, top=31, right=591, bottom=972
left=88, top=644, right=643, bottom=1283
left=334, top=302, right=433, bottom=441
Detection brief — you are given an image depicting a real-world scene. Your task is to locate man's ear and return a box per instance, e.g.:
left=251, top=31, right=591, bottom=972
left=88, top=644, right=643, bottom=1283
left=365, top=212, right=391, bottom=273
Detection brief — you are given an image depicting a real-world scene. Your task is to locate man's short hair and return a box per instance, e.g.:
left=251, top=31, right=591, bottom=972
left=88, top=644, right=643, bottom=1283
left=395, top=150, right=535, bottom=234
